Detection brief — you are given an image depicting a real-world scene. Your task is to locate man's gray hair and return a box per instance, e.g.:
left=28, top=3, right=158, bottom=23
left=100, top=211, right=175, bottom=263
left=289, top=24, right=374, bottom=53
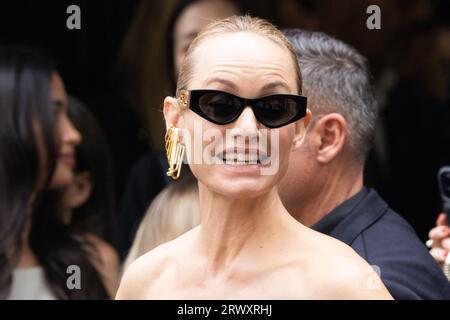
left=283, top=29, right=377, bottom=163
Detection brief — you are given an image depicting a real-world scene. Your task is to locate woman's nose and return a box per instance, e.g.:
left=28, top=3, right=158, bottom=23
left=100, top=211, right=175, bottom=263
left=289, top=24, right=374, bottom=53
left=229, top=106, right=260, bottom=140
left=61, top=114, right=82, bottom=146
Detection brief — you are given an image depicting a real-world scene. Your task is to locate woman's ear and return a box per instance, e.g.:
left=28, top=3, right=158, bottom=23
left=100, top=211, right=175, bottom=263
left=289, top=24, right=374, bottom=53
left=315, top=113, right=347, bottom=163
left=292, top=109, right=312, bottom=151
left=163, top=96, right=181, bottom=129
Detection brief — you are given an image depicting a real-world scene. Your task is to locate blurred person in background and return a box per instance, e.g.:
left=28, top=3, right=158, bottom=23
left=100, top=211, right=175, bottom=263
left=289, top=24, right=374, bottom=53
left=59, top=97, right=120, bottom=296
left=166, top=0, right=245, bottom=91
left=0, top=47, right=115, bottom=299
left=123, top=171, right=199, bottom=271
left=63, top=98, right=116, bottom=241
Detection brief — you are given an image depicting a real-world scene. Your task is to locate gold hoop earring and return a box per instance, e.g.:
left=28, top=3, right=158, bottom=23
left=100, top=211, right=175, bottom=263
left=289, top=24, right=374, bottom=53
left=165, top=125, right=185, bottom=180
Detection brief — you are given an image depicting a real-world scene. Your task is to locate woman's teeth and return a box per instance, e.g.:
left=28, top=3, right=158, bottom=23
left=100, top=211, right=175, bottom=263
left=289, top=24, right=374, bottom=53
left=219, top=152, right=270, bottom=165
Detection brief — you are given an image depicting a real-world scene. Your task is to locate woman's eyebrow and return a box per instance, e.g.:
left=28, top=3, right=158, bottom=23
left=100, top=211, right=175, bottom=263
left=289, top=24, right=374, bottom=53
left=203, top=78, right=291, bottom=94
left=204, top=77, right=238, bottom=90
left=260, top=81, right=290, bottom=93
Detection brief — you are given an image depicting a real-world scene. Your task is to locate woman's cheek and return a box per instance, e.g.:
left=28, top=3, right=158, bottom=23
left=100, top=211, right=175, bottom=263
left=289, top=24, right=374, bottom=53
left=275, top=127, right=295, bottom=176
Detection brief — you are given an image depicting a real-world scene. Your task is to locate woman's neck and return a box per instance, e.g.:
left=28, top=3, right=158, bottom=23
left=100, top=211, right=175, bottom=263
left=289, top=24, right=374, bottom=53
left=195, top=183, right=293, bottom=275
left=16, top=244, right=39, bottom=269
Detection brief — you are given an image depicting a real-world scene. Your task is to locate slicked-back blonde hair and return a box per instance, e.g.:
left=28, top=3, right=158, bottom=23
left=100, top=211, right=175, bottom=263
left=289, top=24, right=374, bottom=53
left=176, top=15, right=303, bottom=97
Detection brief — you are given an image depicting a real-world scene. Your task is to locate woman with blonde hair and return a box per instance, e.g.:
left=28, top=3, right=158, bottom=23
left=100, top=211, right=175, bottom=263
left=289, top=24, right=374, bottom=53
left=123, top=171, right=199, bottom=271
left=117, top=15, right=392, bottom=299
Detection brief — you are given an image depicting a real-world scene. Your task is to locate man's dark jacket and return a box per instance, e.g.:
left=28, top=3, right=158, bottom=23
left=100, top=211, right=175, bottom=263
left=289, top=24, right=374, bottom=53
left=313, top=188, right=450, bottom=299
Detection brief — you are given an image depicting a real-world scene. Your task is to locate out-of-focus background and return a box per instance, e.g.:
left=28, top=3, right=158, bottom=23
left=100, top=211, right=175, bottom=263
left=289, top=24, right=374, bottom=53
left=1, top=0, right=449, bottom=242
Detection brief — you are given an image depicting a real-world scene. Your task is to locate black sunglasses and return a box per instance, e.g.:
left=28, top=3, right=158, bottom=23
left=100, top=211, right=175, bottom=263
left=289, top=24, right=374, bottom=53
left=178, top=89, right=307, bottom=129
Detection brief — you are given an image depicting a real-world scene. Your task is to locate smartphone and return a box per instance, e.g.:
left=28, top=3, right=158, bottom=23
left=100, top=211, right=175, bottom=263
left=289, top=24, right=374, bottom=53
left=438, top=166, right=450, bottom=222
left=438, top=167, right=450, bottom=280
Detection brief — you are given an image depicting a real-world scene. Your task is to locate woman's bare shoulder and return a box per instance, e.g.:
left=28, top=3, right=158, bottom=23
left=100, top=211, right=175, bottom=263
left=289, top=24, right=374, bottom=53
left=115, top=242, right=173, bottom=299
left=300, top=228, right=393, bottom=299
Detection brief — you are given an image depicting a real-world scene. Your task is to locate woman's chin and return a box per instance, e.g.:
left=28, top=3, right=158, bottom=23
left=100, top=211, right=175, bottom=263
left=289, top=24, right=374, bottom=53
left=49, top=167, right=74, bottom=189
left=210, top=175, right=274, bottom=199
left=192, top=163, right=278, bottom=198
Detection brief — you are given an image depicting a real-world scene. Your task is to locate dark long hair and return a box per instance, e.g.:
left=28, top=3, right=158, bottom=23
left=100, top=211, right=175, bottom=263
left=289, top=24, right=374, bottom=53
left=0, top=47, right=109, bottom=299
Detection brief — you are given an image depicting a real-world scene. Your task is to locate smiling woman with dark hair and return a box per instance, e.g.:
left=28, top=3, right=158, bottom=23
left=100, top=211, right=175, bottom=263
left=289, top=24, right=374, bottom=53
left=64, top=97, right=116, bottom=245
left=0, top=47, right=116, bottom=299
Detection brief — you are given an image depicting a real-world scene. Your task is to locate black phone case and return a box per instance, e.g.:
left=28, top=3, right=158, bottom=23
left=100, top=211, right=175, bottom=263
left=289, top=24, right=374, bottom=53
left=438, top=166, right=450, bottom=220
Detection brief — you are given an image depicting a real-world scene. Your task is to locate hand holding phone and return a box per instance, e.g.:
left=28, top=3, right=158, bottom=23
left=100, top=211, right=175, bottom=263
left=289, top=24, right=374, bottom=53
left=438, top=166, right=450, bottom=281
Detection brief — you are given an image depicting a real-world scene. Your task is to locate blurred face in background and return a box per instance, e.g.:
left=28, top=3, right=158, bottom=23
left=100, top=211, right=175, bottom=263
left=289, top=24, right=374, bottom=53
left=173, top=0, right=241, bottom=76
left=47, top=72, right=82, bottom=189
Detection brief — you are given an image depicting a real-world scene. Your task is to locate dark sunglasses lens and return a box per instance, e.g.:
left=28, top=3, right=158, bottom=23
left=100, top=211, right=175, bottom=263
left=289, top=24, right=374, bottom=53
left=198, top=92, right=242, bottom=123
left=255, top=97, right=299, bottom=127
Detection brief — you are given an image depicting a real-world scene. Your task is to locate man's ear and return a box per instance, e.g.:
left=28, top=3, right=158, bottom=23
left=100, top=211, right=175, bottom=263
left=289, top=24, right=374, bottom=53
left=292, top=109, right=312, bottom=151
left=163, top=96, right=181, bottom=129
left=315, top=113, right=347, bottom=163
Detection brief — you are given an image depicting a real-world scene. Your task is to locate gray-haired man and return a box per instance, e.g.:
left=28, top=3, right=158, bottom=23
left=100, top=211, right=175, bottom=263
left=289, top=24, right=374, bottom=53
left=280, top=29, right=450, bottom=299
